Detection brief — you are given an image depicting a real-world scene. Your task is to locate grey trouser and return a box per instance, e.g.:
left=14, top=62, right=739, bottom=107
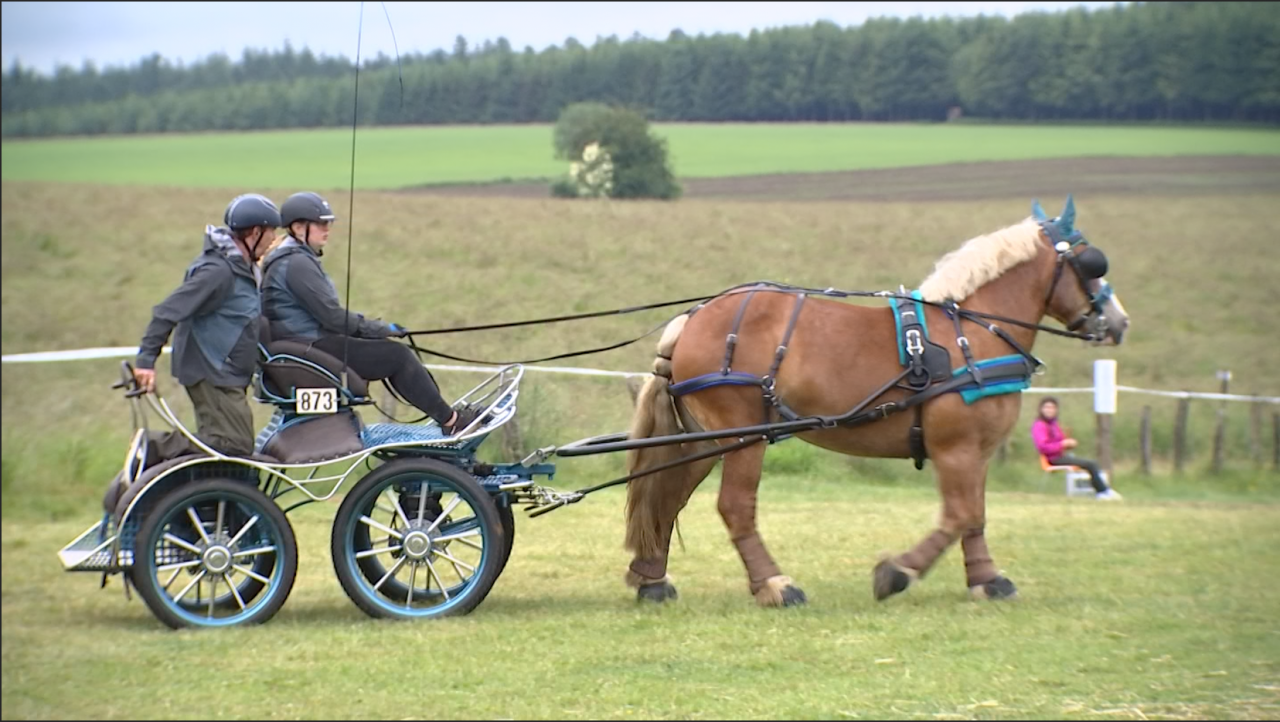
left=102, top=381, right=255, bottom=513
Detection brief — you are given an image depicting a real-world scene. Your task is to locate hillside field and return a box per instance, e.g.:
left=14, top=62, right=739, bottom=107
left=2, top=122, right=1279, bottom=190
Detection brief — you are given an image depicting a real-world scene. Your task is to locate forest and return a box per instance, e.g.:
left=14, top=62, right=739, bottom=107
left=2, top=2, right=1277, bottom=138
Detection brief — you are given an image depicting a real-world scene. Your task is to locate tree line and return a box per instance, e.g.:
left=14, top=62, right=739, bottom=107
left=2, top=2, right=1277, bottom=138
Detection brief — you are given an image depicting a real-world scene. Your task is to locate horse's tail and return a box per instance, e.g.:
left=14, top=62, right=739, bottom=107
left=624, top=313, right=704, bottom=562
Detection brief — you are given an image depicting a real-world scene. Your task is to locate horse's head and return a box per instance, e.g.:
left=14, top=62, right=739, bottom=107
left=1032, top=195, right=1130, bottom=346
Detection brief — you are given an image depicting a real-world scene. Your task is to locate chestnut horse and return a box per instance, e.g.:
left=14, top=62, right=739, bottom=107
left=621, top=196, right=1130, bottom=607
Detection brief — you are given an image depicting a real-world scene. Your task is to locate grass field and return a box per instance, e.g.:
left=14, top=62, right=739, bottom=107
left=4, top=479, right=1280, bottom=720
left=3, top=125, right=1280, bottom=719
left=3, top=123, right=1280, bottom=190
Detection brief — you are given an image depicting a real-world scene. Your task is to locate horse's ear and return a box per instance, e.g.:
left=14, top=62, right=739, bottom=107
left=1059, top=194, right=1077, bottom=235
left=1031, top=199, right=1048, bottom=222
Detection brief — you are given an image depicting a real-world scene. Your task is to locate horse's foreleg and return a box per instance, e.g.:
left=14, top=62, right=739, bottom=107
left=718, top=442, right=807, bottom=608
left=873, top=448, right=988, bottom=601
left=961, top=526, right=1017, bottom=600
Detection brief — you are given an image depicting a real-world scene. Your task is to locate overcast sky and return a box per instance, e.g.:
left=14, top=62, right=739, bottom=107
left=3, top=1, right=1119, bottom=76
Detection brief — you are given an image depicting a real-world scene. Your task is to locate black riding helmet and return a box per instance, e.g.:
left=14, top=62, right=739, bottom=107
left=224, top=193, right=281, bottom=232
left=223, top=194, right=280, bottom=261
left=281, top=191, right=336, bottom=256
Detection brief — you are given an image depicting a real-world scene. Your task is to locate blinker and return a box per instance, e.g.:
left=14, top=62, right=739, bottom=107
left=1073, top=246, right=1108, bottom=279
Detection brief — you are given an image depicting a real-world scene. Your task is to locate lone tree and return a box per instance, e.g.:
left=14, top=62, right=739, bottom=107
left=551, top=102, right=681, bottom=200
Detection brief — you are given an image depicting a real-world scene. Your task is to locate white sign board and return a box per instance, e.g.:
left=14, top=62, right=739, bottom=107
left=1094, top=359, right=1117, bottom=414
left=296, top=387, right=338, bottom=414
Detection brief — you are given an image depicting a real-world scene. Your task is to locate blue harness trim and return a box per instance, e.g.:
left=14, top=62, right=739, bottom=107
left=951, top=354, right=1033, bottom=404
left=890, top=290, right=930, bottom=367
left=669, top=371, right=768, bottom=397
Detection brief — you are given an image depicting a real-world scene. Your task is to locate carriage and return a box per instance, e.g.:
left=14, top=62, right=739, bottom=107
left=59, top=197, right=1130, bottom=629
left=58, top=334, right=568, bottom=629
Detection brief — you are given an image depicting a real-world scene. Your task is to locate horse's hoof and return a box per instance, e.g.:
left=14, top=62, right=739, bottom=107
left=637, top=581, right=678, bottom=603
left=969, top=575, right=1018, bottom=601
left=780, top=585, right=807, bottom=607
left=873, top=558, right=916, bottom=601
left=753, top=575, right=806, bottom=608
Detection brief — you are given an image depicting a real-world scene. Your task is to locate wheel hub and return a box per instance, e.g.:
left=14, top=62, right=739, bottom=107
left=402, top=530, right=434, bottom=561
left=202, top=544, right=233, bottom=574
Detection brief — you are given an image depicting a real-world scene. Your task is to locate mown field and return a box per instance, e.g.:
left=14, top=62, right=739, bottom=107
left=2, top=122, right=1279, bottom=190
left=3, top=126, right=1279, bottom=719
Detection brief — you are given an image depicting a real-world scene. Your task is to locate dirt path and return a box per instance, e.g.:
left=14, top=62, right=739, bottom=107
left=400, top=155, right=1280, bottom=202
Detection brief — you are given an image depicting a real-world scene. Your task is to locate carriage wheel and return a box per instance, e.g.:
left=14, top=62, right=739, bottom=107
left=495, top=499, right=515, bottom=578
left=332, top=458, right=504, bottom=620
left=130, top=478, right=298, bottom=630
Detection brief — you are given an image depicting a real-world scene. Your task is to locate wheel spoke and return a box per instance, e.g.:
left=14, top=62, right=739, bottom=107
left=231, top=563, right=270, bottom=586
left=207, top=575, right=219, bottom=619
left=430, top=547, right=476, bottom=574
left=227, top=574, right=248, bottom=611
left=406, top=563, right=417, bottom=607
left=232, top=546, right=276, bottom=559
left=391, top=495, right=411, bottom=528
left=185, top=507, right=212, bottom=544
left=425, top=496, right=462, bottom=535
left=162, top=565, right=185, bottom=591
left=157, top=559, right=203, bottom=573
left=173, top=570, right=207, bottom=603
left=226, top=514, right=261, bottom=547
left=162, top=533, right=203, bottom=555
left=373, top=556, right=406, bottom=591
left=423, top=557, right=450, bottom=601
left=215, top=500, right=226, bottom=537
left=360, top=515, right=403, bottom=540
left=355, top=545, right=401, bottom=559
left=433, top=527, right=481, bottom=545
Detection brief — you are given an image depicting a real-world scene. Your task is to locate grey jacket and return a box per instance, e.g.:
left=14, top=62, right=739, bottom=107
left=136, top=226, right=263, bottom=388
left=260, top=237, right=393, bottom=342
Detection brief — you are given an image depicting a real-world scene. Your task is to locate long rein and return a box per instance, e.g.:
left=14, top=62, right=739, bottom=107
left=395, top=281, right=1099, bottom=369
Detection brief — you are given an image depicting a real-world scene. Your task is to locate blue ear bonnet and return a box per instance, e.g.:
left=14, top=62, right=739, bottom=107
left=1032, top=194, right=1084, bottom=244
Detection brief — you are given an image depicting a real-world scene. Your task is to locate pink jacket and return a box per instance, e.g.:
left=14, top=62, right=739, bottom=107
left=1031, top=418, right=1067, bottom=459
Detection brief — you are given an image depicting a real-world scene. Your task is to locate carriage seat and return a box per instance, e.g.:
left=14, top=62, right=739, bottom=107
left=255, top=318, right=370, bottom=404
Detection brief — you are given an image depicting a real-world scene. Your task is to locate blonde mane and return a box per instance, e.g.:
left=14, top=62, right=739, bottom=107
left=917, top=217, right=1044, bottom=303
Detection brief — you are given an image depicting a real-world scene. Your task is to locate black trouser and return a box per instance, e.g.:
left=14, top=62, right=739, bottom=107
left=312, top=336, right=455, bottom=425
left=1050, top=454, right=1110, bottom=493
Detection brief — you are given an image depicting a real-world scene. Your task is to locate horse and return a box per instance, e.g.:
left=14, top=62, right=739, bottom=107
left=621, top=195, right=1130, bottom=607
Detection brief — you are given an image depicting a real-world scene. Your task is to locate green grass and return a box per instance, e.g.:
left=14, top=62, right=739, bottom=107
left=4, top=478, right=1279, bottom=719
left=2, top=123, right=1279, bottom=190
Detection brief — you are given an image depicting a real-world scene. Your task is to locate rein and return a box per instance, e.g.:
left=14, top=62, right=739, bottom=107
left=397, top=281, right=1099, bottom=369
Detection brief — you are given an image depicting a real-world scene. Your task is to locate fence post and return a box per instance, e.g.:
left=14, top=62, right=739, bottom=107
left=1140, top=405, right=1152, bottom=475
left=1250, top=398, right=1263, bottom=467
left=1211, top=370, right=1230, bottom=474
left=1274, top=413, right=1279, bottom=472
left=1174, top=397, right=1190, bottom=473
left=1094, top=360, right=1116, bottom=480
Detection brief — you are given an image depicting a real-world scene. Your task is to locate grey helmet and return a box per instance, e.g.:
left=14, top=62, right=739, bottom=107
left=281, top=191, right=337, bottom=227
left=223, top=193, right=281, bottom=231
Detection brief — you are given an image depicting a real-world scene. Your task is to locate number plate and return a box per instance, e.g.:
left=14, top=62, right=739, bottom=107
left=296, top=387, right=338, bottom=414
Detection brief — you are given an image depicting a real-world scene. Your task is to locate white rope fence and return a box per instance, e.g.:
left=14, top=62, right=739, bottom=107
left=4, top=345, right=1279, bottom=404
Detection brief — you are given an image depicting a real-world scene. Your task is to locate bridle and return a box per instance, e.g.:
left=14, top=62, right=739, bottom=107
left=1039, top=219, right=1114, bottom=337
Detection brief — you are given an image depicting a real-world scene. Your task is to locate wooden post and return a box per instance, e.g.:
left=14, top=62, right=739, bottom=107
left=1250, top=398, right=1263, bottom=467
left=1096, top=413, right=1113, bottom=481
left=1211, top=371, right=1230, bottom=474
left=1140, top=405, right=1152, bottom=475
left=1173, top=397, right=1190, bottom=473
left=1273, top=413, right=1279, bottom=472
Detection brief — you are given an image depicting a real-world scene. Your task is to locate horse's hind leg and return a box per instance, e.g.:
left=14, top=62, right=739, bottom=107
left=719, top=442, right=807, bottom=608
left=626, top=453, right=718, bottom=603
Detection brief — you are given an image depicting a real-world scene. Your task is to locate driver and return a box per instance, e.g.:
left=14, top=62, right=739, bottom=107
left=260, top=191, right=477, bottom=435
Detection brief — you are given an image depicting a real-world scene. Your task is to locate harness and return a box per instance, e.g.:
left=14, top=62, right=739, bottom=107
left=667, top=283, right=1042, bottom=471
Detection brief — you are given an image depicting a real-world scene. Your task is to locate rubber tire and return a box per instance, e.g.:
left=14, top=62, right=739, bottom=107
left=131, top=478, right=298, bottom=630
left=331, top=458, right=504, bottom=620
left=496, top=499, right=515, bottom=577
